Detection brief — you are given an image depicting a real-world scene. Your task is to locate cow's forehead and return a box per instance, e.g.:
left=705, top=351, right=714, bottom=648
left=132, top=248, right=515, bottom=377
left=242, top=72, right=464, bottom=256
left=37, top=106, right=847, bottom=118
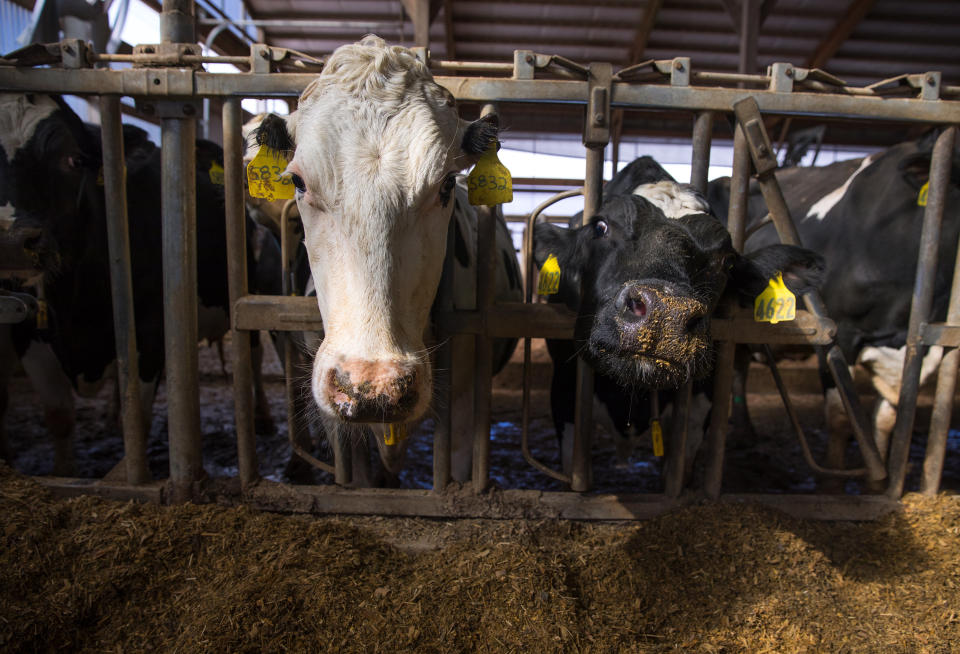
left=0, top=94, right=60, bottom=159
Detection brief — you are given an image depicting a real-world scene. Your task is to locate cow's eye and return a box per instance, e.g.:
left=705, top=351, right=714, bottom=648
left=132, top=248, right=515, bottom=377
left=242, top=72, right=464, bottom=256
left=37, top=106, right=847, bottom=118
left=594, top=220, right=608, bottom=237
left=290, top=173, right=305, bottom=193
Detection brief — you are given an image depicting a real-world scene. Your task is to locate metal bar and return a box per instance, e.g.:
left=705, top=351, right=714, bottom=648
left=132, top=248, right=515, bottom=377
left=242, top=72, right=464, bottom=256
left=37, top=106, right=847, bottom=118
left=690, top=112, right=715, bottom=194
left=704, top=124, right=750, bottom=500
left=922, top=209, right=960, bottom=494
left=471, top=205, right=495, bottom=493
left=161, top=0, right=201, bottom=503
left=99, top=95, right=149, bottom=485
left=222, top=99, right=258, bottom=486
left=738, top=0, right=760, bottom=76
left=2, top=69, right=960, bottom=123
left=887, top=126, right=957, bottom=498
left=432, top=214, right=455, bottom=491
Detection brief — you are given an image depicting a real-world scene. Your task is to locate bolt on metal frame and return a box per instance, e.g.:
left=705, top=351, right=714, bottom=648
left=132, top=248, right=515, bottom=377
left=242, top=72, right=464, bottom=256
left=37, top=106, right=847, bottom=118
left=4, top=22, right=960, bottom=518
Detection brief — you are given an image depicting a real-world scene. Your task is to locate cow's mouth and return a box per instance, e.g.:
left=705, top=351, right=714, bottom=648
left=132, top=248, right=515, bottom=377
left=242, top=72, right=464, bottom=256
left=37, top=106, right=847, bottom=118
left=586, top=333, right=712, bottom=390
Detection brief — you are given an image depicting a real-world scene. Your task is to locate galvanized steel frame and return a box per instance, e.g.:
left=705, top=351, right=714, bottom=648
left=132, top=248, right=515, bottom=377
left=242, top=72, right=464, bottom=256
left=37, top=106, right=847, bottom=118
left=5, top=33, right=959, bottom=519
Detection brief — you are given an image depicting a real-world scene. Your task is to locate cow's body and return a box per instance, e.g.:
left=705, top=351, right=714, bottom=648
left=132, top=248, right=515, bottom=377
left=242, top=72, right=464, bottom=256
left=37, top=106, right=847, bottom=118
left=537, top=156, right=824, bottom=481
left=708, top=134, right=960, bottom=455
left=0, top=93, right=273, bottom=475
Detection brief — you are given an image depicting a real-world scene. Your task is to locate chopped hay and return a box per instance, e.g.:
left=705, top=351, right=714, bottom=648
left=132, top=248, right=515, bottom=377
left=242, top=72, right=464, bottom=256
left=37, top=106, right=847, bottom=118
left=2, top=464, right=959, bottom=653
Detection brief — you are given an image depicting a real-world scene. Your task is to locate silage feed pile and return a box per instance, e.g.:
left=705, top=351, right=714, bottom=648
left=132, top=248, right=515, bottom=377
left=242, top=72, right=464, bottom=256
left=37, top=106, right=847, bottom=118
left=2, top=465, right=959, bottom=653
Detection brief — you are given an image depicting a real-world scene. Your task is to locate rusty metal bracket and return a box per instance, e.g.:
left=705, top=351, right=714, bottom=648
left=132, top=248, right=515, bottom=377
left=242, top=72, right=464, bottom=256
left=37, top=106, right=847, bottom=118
left=132, top=43, right=203, bottom=69
left=583, top=63, right=613, bottom=148
left=513, top=50, right=535, bottom=80
left=768, top=63, right=794, bottom=93
left=60, top=39, right=92, bottom=69
left=137, top=99, right=201, bottom=120
left=732, top=95, right=887, bottom=483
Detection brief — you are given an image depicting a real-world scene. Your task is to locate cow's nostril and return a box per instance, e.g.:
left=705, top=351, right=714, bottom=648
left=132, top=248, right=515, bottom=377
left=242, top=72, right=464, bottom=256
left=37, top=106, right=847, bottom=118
left=626, top=295, right=646, bottom=318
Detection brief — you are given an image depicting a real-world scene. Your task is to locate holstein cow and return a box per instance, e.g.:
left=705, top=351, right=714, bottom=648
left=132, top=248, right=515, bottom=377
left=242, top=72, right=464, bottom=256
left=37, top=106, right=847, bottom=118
left=0, top=93, right=275, bottom=475
left=535, top=156, right=824, bottom=479
left=252, top=36, right=520, bottom=483
left=708, top=132, right=960, bottom=463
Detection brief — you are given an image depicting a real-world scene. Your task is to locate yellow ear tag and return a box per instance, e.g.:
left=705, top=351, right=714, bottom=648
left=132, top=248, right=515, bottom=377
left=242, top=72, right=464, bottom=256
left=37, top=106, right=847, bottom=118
left=917, top=180, right=929, bottom=207
left=538, top=253, right=561, bottom=296
left=246, top=144, right=295, bottom=201
left=209, top=160, right=225, bottom=186
left=650, top=420, right=664, bottom=457
left=754, top=272, right=796, bottom=324
left=467, top=144, right=512, bottom=206
left=383, top=423, right=408, bottom=446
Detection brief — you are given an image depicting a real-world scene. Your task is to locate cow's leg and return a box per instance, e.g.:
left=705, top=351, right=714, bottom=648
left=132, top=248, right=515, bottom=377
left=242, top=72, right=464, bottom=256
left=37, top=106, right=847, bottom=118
left=251, top=332, right=275, bottom=435
left=449, top=333, right=475, bottom=483
left=20, top=340, right=75, bottom=476
left=729, top=345, right=756, bottom=444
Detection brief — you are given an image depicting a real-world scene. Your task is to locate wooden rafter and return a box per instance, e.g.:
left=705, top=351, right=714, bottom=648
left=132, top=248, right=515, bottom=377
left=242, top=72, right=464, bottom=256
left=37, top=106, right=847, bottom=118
left=806, top=0, right=877, bottom=68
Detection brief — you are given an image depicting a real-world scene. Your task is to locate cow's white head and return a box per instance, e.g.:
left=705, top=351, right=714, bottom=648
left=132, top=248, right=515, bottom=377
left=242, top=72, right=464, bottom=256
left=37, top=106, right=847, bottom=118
left=254, top=36, right=498, bottom=425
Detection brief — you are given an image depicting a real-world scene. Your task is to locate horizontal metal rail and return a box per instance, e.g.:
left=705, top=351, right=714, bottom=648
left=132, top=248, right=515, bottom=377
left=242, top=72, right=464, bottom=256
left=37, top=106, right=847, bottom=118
left=0, top=69, right=958, bottom=124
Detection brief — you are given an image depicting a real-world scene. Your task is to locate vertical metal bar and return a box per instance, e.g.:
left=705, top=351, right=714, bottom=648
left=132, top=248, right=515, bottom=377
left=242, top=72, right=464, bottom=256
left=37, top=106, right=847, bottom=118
left=162, top=114, right=201, bottom=501
left=570, top=145, right=605, bottom=493
left=433, top=216, right=455, bottom=490
left=888, top=126, right=956, bottom=498
left=690, top=112, right=715, bottom=194
left=99, top=95, right=149, bottom=485
left=162, top=0, right=201, bottom=502
left=704, top=123, right=749, bottom=499
left=738, top=0, right=759, bottom=76
left=222, top=99, right=258, bottom=486
left=471, top=103, right=497, bottom=493
left=664, top=112, right=714, bottom=498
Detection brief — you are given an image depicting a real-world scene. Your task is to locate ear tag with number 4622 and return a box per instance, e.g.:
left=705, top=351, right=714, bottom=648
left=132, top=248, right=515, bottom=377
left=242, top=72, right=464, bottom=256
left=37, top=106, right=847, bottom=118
left=468, top=144, right=512, bottom=206
left=246, top=145, right=295, bottom=201
left=754, top=272, right=796, bottom=324
left=538, top=253, right=561, bottom=295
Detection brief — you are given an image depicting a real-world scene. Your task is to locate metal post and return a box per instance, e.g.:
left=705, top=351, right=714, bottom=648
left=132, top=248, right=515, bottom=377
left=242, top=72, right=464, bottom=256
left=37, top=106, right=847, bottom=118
left=471, top=103, right=498, bottom=493
left=888, top=126, right=957, bottom=497
left=99, top=95, right=149, bottom=485
left=433, top=216, right=455, bottom=490
left=704, top=123, right=749, bottom=499
left=664, top=111, right=714, bottom=498
left=738, top=0, right=759, bottom=76
left=222, top=98, right=258, bottom=486
left=161, top=0, right=202, bottom=502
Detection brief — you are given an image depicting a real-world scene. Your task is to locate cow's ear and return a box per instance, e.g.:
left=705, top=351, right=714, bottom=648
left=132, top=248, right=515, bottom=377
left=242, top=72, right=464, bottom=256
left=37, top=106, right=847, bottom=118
left=729, top=244, right=825, bottom=300
left=252, top=113, right=295, bottom=154
left=459, top=114, right=500, bottom=167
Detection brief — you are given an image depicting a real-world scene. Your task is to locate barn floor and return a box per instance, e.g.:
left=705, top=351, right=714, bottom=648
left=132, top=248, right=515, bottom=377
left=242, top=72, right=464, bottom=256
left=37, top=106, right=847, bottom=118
left=2, top=463, right=959, bottom=652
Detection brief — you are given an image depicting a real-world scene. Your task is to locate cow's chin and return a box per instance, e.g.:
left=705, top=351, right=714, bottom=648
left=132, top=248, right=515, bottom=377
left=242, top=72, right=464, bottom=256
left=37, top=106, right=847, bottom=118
left=311, top=345, right=432, bottom=426
left=584, top=334, right=713, bottom=390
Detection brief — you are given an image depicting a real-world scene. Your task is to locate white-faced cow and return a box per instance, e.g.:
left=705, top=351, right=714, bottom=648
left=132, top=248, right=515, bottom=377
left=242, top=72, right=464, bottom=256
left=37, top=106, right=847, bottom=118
left=535, top=156, right=824, bottom=478
left=252, top=36, right=519, bottom=482
left=708, top=132, right=960, bottom=463
left=0, top=93, right=275, bottom=476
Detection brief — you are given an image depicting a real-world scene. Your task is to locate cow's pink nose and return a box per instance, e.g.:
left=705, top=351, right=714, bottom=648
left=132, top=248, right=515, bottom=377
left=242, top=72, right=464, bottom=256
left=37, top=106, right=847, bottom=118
left=322, top=359, right=420, bottom=423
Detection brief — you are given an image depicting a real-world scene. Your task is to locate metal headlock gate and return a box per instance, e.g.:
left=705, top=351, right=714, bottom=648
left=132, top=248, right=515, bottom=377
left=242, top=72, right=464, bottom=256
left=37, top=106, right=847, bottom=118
left=4, top=4, right=960, bottom=520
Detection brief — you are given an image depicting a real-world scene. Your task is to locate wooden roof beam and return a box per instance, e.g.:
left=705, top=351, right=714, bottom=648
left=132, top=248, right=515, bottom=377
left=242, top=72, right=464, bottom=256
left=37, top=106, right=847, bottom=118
left=806, top=0, right=877, bottom=68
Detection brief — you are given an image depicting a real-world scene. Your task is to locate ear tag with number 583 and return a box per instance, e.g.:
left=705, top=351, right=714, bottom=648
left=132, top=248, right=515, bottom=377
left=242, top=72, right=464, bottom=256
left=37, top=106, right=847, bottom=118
left=468, top=144, right=512, bottom=206
left=246, top=145, right=295, bottom=201
left=754, top=272, right=796, bottom=324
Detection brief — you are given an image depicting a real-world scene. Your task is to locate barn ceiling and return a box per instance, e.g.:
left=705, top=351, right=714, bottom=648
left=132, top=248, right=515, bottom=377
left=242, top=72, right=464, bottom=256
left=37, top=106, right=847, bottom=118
left=223, top=0, right=960, bottom=147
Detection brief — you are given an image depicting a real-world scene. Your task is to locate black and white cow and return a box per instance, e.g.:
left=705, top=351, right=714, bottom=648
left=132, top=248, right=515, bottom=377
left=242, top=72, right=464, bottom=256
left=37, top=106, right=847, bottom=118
left=0, top=93, right=274, bottom=476
left=251, top=36, right=522, bottom=484
left=708, top=132, right=960, bottom=459
left=535, top=156, right=824, bottom=478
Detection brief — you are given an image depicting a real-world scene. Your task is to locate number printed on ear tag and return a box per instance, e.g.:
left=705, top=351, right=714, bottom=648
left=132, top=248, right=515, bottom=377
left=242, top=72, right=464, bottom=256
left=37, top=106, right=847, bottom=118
left=246, top=144, right=295, bottom=201
left=918, top=180, right=929, bottom=207
left=468, top=144, right=512, bottom=206
left=754, top=272, right=796, bottom=324
left=538, top=253, right=561, bottom=295
left=209, top=160, right=225, bottom=186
